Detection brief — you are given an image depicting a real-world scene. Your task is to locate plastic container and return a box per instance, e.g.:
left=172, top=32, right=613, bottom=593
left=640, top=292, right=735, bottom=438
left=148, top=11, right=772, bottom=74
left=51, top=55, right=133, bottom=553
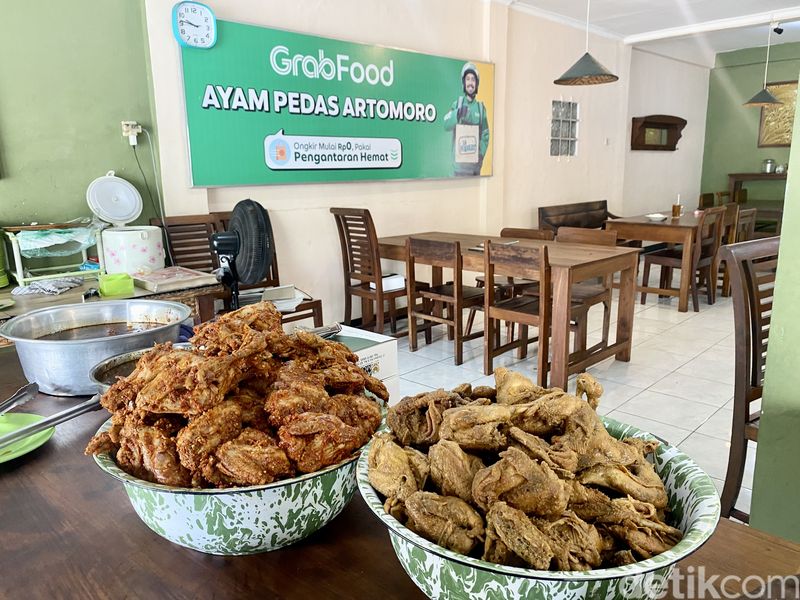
left=99, top=273, right=134, bottom=297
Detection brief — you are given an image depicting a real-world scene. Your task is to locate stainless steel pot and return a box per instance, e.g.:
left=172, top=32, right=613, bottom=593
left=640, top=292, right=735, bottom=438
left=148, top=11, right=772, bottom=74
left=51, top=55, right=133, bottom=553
left=0, top=300, right=191, bottom=396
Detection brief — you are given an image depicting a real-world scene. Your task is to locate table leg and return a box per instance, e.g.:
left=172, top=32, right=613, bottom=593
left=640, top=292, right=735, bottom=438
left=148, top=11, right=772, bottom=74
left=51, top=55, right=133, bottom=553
left=678, top=229, right=693, bottom=312
left=432, top=266, right=443, bottom=320
left=549, top=267, right=571, bottom=390
left=615, top=255, right=637, bottom=361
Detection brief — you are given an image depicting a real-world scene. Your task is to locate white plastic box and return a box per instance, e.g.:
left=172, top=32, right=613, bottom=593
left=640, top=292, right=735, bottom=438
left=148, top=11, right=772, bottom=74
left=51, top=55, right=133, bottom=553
left=333, top=325, right=399, bottom=404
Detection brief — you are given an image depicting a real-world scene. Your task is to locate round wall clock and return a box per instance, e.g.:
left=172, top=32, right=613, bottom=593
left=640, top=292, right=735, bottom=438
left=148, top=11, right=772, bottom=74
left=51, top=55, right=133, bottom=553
left=172, top=1, right=217, bottom=49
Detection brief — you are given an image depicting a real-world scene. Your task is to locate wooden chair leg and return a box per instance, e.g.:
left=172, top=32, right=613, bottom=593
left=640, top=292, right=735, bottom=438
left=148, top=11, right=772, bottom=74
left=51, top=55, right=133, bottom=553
left=720, top=431, right=748, bottom=519
left=344, top=292, right=352, bottom=325
left=640, top=259, right=651, bottom=304
left=601, top=296, right=612, bottom=350
left=446, top=303, right=455, bottom=341
left=691, top=274, right=700, bottom=313
left=422, top=298, right=433, bottom=345
left=408, top=301, right=419, bottom=352
left=464, top=307, right=478, bottom=336
left=454, top=304, right=464, bottom=366
left=575, top=314, right=588, bottom=353
left=387, top=298, right=398, bottom=334
left=517, top=324, right=528, bottom=359
left=484, top=316, right=495, bottom=376
left=374, top=294, right=385, bottom=334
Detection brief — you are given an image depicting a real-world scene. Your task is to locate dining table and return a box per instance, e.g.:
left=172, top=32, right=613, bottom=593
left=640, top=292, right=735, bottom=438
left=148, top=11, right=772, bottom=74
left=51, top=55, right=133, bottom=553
left=377, top=232, right=640, bottom=390
left=1, top=345, right=799, bottom=599
left=605, top=212, right=702, bottom=312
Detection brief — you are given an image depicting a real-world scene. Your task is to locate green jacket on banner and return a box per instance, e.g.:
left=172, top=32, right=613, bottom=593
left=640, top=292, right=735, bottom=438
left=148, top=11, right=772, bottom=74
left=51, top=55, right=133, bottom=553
left=443, top=95, right=489, bottom=176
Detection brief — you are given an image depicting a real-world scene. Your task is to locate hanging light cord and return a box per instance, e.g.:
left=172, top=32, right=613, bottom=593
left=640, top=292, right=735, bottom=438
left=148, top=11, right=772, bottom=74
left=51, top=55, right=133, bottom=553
left=763, top=24, right=774, bottom=90
left=585, top=0, right=591, bottom=53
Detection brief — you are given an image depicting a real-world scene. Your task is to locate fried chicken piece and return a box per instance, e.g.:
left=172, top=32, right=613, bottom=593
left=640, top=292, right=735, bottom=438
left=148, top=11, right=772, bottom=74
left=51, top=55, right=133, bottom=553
left=225, top=385, right=270, bottom=430
left=532, top=511, right=603, bottom=571
left=277, top=412, right=364, bottom=473
left=495, top=367, right=562, bottom=405
left=439, top=404, right=513, bottom=451
left=428, top=439, right=485, bottom=503
left=115, top=416, right=191, bottom=487
left=85, top=431, right=117, bottom=456
left=486, top=502, right=553, bottom=569
left=508, top=427, right=578, bottom=475
left=100, top=342, right=176, bottom=413
left=279, top=330, right=359, bottom=364
left=578, top=452, right=668, bottom=509
left=472, top=447, right=569, bottom=517
left=191, top=302, right=283, bottom=355
left=405, top=491, right=485, bottom=556
left=483, top=517, right=527, bottom=567
left=575, top=373, right=603, bottom=410
left=325, top=394, right=382, bottom=444
left=471, top=386, right=497, bottom=400
left=596, top=497, right=683, bottom=560
left=134, top=345, right=257, bottom=416
left=214, top=428, right=294, bottom=486
left=176, top=401, right=242, bottom=471
left=566, top=480, right=616, bottom=522
left=368, top=432, right=429, bottom=501
left=388, top=389, right=470, bottom=446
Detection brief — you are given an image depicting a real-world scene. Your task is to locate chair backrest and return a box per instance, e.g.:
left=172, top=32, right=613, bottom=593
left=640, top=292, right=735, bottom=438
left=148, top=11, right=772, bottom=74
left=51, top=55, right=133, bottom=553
left=537, top=200, right=612, bottom=232
left=330, top=207, right=382, bottom=286
left=150, top=215, right=223, bottom=272
left=721, top=202, right=740, bottom=244
left=698, top=193, right=716, bottom=209
left=695, top=206, right=726, bottom=264
left=555, top=227, right=618, bottom=247
left=500, top=227, right=554, bottom=241
left=406, top=238, right=463, bottom=295
left=736, top=208, right=758, bottom=242
left=720, top=237, right=779, bottom=401
left=484, top=240, right=550, bottom=321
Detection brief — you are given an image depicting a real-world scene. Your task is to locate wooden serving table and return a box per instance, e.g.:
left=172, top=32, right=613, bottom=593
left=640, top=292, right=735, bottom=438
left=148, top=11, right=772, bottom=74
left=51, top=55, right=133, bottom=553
left=0, top=347, right=798, bottom=599
left=605, top=213, right=701, bottom=312
left=377, top=232, right=640, bottom=390
left=728, top=172, right=787, bottom=199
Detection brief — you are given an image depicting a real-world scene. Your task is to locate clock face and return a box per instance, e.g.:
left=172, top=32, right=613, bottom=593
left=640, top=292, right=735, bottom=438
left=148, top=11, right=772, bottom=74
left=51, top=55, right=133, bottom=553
left=173, top=2, right=216, bottom=48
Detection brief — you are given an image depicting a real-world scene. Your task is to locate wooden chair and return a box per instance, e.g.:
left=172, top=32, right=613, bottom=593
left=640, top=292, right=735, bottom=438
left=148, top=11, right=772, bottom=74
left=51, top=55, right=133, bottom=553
left=537, top=200, right=618, bottom=232
left=554, top=227, right=618, bottom=352
left=465, top=228, right=554, bottom=336
left=698, top=193, right=716, bottom=209
left=718, top=237, right=779, bottom=523
left=483, top=241, right=550, bottom=384
left=640, top=206, right=726, bottom=312
left=151, top=213, right=323, bottom=325
left=719, top=202, right=740, bottom=297
left=330, top=207, right=424, bottom=335
left=406, top=238, right=483, bottom=365
left=736, top=208, right=758, bottom=242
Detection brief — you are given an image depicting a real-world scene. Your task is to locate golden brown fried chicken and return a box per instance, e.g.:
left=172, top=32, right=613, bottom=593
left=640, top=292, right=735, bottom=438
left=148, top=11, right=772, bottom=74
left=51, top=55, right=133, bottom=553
left=578, top=452, right=668, bottom=509
left=486, top=502, right=553, bottom=569
left=495, top=367, right=562, bottom=405
left=265, top=364, right=330, bottom=427
left=404, top=491, right=485, bottom=556
left=594, top=497, right=683, bottom=560
left=472, top=447, right=569, bottom=517
left=508, top=427, right=578, bottom=475
left=175, top=401, right=242, bottom=471
left=277, top=412, right=364, bottom=473
left=483, top=517, right=527, bottom=567
left=191, top=302, right=283, bottom=355
left=388, top=389, right=470, bottom=446
left=224, top=385, right=270, bottom=430
left=214, top=428, right=294, bottom=486
left=100, top=343, right=176, bottom=413
left=532, top=511, right=603, bottom=571
left=115, top=416, right=191, bottom=487
left=368, top=432, right=429, bottom=501
left=428, top=439, right=485, bottom=503
left=575, top=373, right=603, bottom=410
left=439, top=404, right=513, bottom=451
left=324, top=394, right=382, bottom=445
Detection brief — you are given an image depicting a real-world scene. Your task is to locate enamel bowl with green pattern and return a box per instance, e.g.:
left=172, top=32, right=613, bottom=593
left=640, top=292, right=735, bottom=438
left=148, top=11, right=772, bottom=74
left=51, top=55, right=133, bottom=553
left=357, top=417, right=720, bottom=600
left=93, top=419, right=363, bottom=556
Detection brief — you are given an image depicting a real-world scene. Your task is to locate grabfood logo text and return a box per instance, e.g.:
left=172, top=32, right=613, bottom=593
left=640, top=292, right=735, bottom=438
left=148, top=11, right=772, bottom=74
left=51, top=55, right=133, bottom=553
left=269, top=45, right=394, bottom=87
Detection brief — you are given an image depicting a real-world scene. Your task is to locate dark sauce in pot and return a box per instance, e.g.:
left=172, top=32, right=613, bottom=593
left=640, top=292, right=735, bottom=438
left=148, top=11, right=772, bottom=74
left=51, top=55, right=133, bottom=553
left=36, top=321, right=163, bottom=341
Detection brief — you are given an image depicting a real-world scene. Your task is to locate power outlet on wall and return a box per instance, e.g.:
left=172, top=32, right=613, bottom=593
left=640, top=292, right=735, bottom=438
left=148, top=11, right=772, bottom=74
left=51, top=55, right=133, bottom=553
left=121, top=120, right=143, bottom=145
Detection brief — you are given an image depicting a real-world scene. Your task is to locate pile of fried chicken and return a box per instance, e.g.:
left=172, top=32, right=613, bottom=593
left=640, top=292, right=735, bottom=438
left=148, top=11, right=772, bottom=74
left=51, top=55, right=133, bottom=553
left=86, top=302, right=386, bottom=488
left=368, top=368, right=682, bottom=571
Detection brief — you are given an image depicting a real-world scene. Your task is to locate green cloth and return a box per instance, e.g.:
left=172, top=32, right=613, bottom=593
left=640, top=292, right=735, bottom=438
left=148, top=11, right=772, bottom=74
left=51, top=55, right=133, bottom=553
left=443, top=95, right=490, bottom=176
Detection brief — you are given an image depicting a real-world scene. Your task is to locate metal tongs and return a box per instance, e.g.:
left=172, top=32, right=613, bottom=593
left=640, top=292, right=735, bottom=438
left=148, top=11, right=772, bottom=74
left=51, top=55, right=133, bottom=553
left=294, top=323, right=342, bottom=339
left=0, top=390, right=102, bottom=452
left=0, top=383, right=39, bottom=417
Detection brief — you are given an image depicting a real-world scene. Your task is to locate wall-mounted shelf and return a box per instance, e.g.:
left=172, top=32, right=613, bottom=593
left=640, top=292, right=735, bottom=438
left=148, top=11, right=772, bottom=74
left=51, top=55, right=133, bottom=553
left=631, top=115, right=687, bottom=151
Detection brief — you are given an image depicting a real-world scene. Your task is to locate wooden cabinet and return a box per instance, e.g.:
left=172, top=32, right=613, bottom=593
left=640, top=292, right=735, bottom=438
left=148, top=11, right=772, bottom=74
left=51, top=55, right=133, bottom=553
left=630, top=115, right=687, bottom=151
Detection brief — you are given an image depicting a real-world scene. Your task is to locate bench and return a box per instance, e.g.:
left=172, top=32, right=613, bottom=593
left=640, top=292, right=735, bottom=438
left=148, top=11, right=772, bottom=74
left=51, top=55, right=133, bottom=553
left=537, top=200, right=618, bottom=232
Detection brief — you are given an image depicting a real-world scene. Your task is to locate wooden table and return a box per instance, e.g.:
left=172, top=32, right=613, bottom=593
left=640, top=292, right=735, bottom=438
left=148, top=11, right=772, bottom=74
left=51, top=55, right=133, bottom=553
left=605, top=213, right=701, bottom=312
left=0, top=347, right=798, bottom=599
left=728, top=171, right=787, bottom=200
left=377, top=232, right=640, bottom=390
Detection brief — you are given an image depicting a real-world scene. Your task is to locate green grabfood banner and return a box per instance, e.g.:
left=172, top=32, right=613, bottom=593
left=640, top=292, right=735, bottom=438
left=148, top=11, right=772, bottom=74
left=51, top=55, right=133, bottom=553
left=180, top=21, right=494, bottom=186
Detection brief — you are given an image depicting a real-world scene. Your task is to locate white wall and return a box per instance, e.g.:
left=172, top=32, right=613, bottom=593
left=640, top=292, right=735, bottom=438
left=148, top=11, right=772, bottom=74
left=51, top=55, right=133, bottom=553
left=622, top=49, right=710, bottom=215
left=142, top=0, right=710, bottom=324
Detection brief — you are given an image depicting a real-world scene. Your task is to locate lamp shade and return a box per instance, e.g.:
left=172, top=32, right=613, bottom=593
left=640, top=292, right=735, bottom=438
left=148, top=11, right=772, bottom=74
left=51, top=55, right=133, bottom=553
left=554, top=52, right=619, bottom=85
left=743, top=87, right=782, bottom=107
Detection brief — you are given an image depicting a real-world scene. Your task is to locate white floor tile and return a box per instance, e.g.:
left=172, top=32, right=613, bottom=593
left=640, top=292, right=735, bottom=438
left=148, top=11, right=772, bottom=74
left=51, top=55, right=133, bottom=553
left=397, top=378, right=435, bottom=400
left=696, top=407, right=733, bottom=441
left=604, top=411, right=693, bottom=446
left=397, top=350, right=438, bottom=375
left=402, top=360, right=489, bottom=390
left=676, top=353, right=734, bottom=385
left=624, top=346, right=692, bottom=371
left=648, top=372, right=733, bottom=408
left=588, top=360, right=667, bottom=388
left=592, top=378, right=647, bottom=415
left=615, top=389, right=719, bottom=430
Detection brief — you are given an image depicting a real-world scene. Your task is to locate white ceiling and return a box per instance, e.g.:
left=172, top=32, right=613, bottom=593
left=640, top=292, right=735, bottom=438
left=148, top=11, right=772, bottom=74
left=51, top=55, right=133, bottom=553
left=511, top=0, right=800, bottom=66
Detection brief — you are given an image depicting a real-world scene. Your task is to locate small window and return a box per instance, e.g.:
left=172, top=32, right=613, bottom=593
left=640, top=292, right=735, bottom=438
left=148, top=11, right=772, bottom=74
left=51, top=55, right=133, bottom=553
left=550, top=100, right=579, bottom=157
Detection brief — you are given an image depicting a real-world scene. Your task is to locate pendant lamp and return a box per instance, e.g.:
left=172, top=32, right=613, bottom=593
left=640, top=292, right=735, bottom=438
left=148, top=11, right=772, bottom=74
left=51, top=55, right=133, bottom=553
left=744, top=23, right=782, bottom=107
left=554, top=0, right=618, bottom=85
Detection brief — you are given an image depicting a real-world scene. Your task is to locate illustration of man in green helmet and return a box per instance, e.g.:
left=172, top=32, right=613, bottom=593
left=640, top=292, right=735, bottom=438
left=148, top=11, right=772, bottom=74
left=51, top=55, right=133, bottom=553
left=443, top=61, right=490, bottom=176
